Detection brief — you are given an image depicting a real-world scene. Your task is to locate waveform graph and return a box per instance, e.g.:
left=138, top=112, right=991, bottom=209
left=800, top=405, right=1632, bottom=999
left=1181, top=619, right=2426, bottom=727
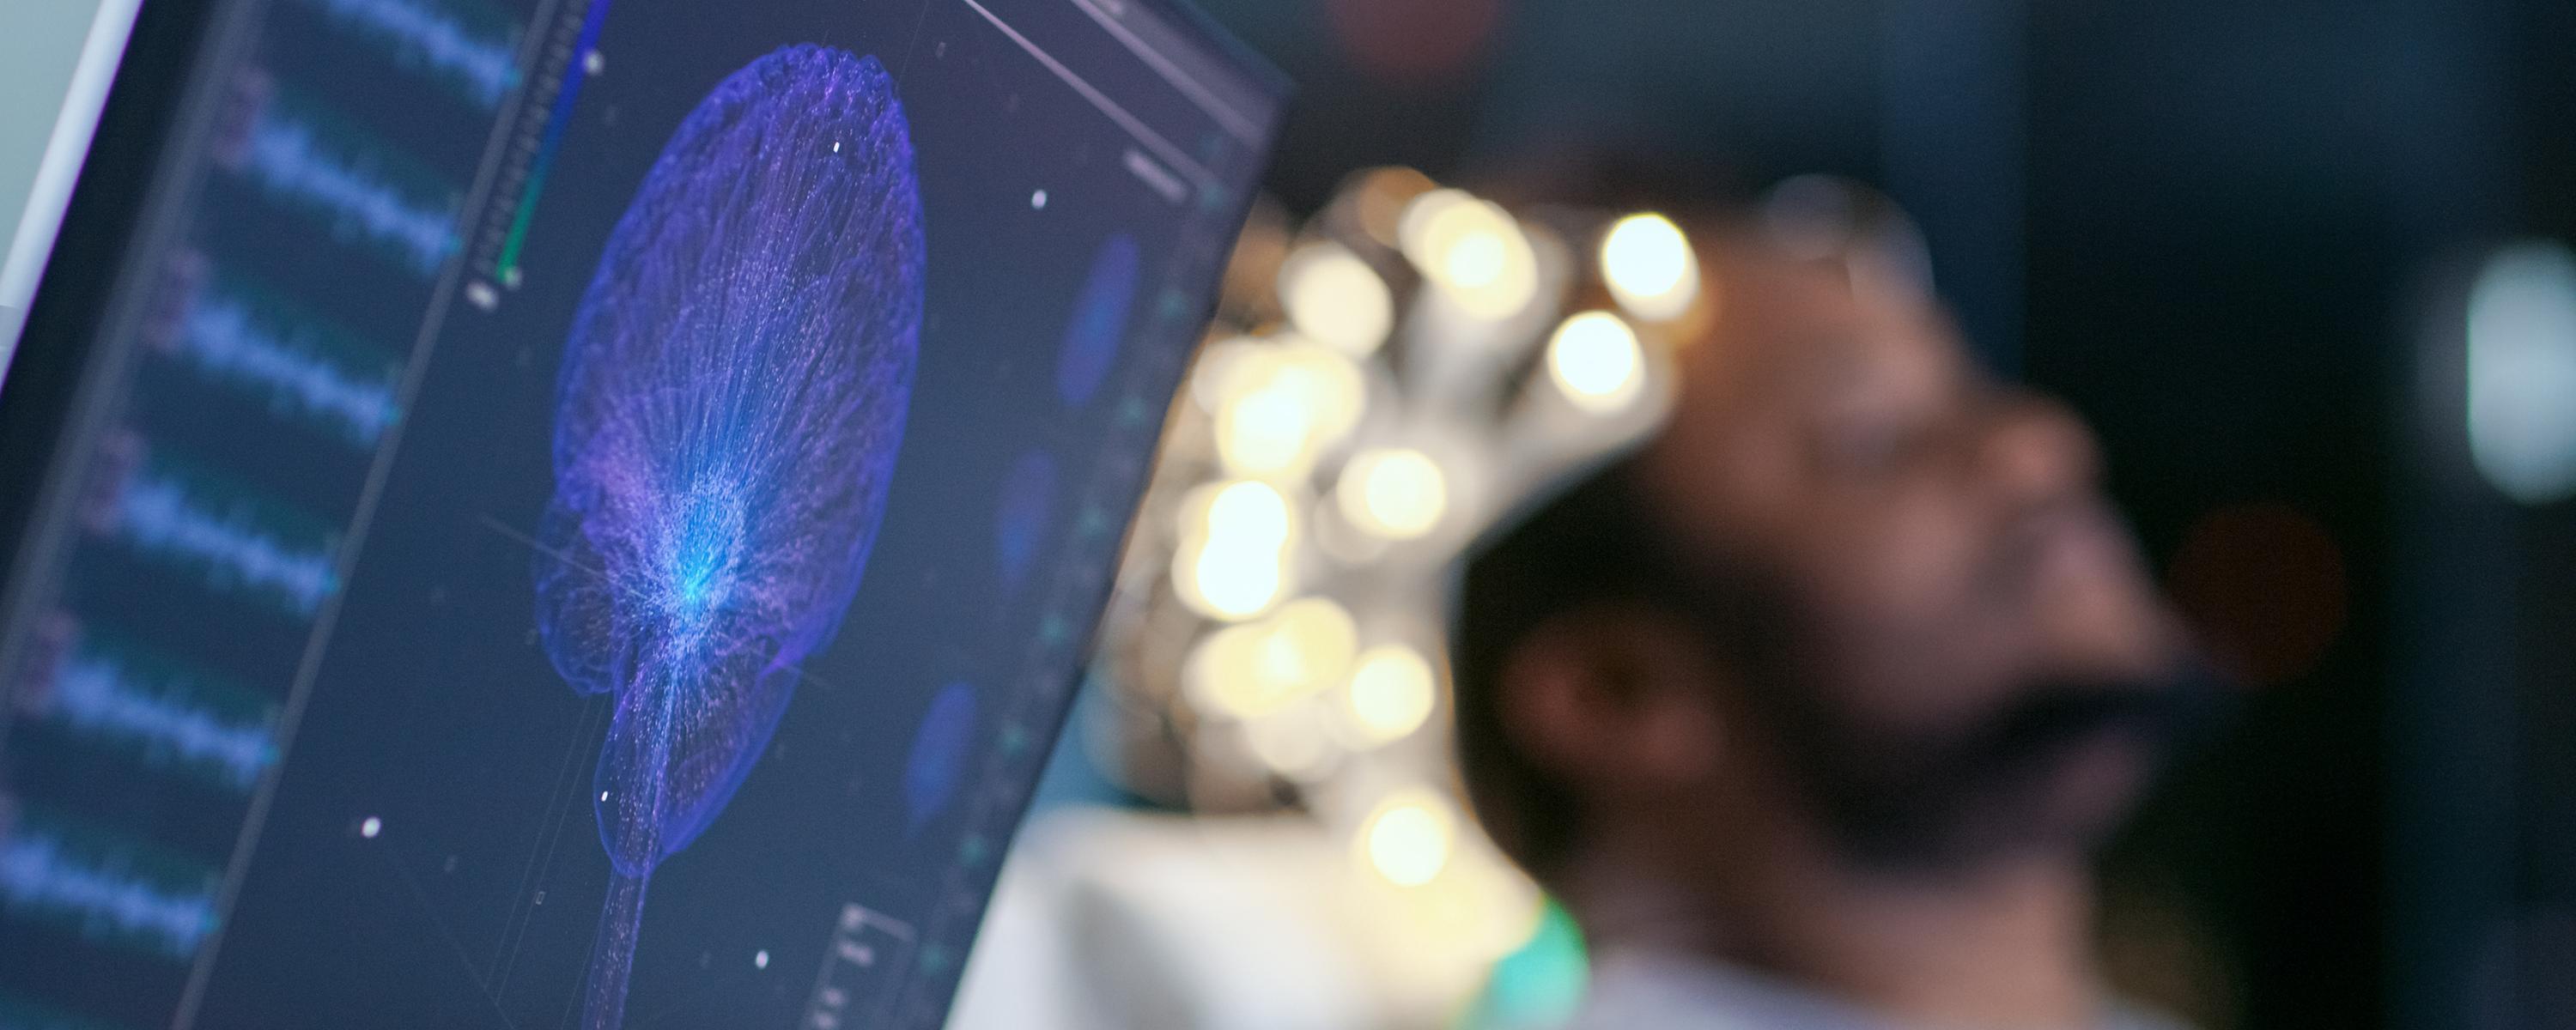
left=292, top=0, right=523, bottom=111
left=141, top=253, right=404, bottom=449
left=10, top=614, right=282, bottom=794
left=79, top=436, right=341, bottom=621
left=210, top=73, right=464, bottom=279
left=0, top=803, right=222, bottom=963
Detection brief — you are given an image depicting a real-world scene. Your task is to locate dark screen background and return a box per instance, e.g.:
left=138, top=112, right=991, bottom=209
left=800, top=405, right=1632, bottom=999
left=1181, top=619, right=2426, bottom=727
left=178, top=2, right=1272, bottom=1026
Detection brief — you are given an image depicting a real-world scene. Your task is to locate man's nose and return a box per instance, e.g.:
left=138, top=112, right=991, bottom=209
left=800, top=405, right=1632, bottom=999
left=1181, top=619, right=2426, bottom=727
left=1973, top=391, right=2105, bottom=504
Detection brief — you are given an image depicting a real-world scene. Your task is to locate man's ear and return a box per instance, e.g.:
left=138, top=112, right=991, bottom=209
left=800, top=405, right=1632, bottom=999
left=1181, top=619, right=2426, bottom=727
left=1497, top=603, right=1726, bottom=797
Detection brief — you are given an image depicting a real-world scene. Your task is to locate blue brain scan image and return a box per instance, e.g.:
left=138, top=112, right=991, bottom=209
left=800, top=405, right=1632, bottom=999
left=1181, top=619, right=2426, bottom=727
left=531, top=45, right=925, bottom=1029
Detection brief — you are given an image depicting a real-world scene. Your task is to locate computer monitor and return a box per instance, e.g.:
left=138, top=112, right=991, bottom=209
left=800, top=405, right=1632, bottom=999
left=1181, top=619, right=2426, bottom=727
left=0, top=0, right=1279, bottom=1025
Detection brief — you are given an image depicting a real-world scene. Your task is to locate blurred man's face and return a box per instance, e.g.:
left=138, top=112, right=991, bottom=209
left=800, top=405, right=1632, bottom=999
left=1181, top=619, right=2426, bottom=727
left=1635, top=245, right=2199, bottom=868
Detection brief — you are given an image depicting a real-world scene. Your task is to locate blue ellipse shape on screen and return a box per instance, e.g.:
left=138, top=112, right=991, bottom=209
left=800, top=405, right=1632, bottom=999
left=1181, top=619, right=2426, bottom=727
left=994, top=450, right=1057, bottom=591
left=904, top=681, right=979, bottom=833
left=1055, top=233, right=1140, bottom=406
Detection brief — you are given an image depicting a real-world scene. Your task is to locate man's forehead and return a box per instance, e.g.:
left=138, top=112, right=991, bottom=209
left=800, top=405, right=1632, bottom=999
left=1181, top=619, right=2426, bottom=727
left=1680, top=242, right=1943, bottom=407
left=1631, top=238, right=1970, bottom=518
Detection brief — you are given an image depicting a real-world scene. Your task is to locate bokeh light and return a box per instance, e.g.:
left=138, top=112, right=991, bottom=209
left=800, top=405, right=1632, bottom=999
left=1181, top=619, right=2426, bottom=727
left=1187, top=336, right=1261, bottom=413
left=1338, top=447, right=1449, bottom=540
left=1207, top=342, right=1368, bottom=480
left=1203, top=479, right=1291, bottom=548
left=1279, top=242, right=1394, bottom=356
left=1089, top=169, right=1706, bottom=1027
left=1185, top=597, right=1357, bottom=719
left=1261, top=597, right=1360, bottom=698
left=1343, top=644, right=1437, bottom=745
left=1173, top=481, right=1295, bottom=621
left=2166, top=501, right=2348, bottom=687
left=1545, top=311, right=1644, bottom=414
left=2465, top=240, right=2576, bottom=505
left=1184, top=622, right=1267, bottom=717
left=1400, top=190, right=1537, bottom=321
left=1360, top=788, right=1456, bottom=888
left=1599, top=213, right=1698, bottom=321
left=1177, top=540, right=1284, bottom=621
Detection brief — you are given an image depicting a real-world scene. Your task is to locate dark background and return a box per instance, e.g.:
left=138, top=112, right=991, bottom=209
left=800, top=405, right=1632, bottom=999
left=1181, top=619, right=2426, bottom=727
left=1168, top=1, right=2576, bottom=1027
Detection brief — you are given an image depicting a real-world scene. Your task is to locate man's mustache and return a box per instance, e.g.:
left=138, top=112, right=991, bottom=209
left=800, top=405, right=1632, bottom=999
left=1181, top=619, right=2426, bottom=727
left=1908, top=664, right=2233, bottom=799
left=1814, top=664, right=2233, bottom=869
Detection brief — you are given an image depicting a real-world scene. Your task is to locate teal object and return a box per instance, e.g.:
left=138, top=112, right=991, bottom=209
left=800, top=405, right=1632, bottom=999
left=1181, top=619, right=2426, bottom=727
left=1456, top=899, right=1589, bottom=1030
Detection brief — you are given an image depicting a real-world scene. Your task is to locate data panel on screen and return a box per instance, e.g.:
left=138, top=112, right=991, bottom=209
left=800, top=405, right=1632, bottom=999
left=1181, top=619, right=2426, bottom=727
left=0, top=0, right=1278, bottom=1027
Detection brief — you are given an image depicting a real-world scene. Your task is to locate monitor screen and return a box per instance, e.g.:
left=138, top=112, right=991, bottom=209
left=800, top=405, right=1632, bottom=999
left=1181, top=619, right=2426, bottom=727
left=0, top=0, right=1279, bottom=1025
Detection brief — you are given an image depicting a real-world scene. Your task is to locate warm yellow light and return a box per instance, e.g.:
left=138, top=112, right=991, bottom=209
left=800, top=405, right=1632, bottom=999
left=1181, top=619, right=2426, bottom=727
left=1188, top=336, right=1260, bottom=414
left=1546, top=311, right=1645, bottom=414
left=1257, top=597, right=1358, bottom=694
left=1443, top=231, right=1508, bottom=289
left=1203, top=480, right=1291, bottom=547
left=1399, top=190, right=1536, bottom=321
left=1344, top=645, right=1437, bottom=744
left=1361, top=788, right=1455, bottom=888
left=1210, top=345, right=1367, bottom=479
left=1177, top=538, right=1284, bottom=621
left=1279, top=243, right=1394, bottom=355
left=1185, top=622, right=1289, bottom=718
left=1337, top=448, right=1447, bottom=540
left=1396, top=188, right=1471, bottom=260
left=1184, top=597, right=1353, bottom=718
left=1173, top=481, right=1293, bottom=621
left=1213, top=374, right=1315, bottom=477
left=1600, top=212, right=1698, bottom=320
left=1273, top=346, right=1368, bottom=444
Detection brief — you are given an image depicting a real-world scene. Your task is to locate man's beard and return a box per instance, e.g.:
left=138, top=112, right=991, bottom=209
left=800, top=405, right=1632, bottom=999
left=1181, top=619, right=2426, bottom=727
left=1661, top=550, right=2230, bottom=874
left=1763, top=668, right=2229, bottom=871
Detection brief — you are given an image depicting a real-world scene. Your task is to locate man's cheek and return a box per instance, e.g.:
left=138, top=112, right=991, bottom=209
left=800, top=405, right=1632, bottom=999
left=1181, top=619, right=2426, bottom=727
left=1818, top=606, right=2022, bottom=730
left=1819, top=514, right=1980, bottom=622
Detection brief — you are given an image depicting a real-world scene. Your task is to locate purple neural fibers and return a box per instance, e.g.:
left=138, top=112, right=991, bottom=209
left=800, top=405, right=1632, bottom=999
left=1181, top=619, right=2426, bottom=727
left=532, top=45, right=923, bottom=1030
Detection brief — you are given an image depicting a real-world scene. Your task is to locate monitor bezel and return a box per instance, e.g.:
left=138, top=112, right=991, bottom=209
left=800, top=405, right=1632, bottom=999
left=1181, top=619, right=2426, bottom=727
left=0, top=0, right=248, bottom=621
